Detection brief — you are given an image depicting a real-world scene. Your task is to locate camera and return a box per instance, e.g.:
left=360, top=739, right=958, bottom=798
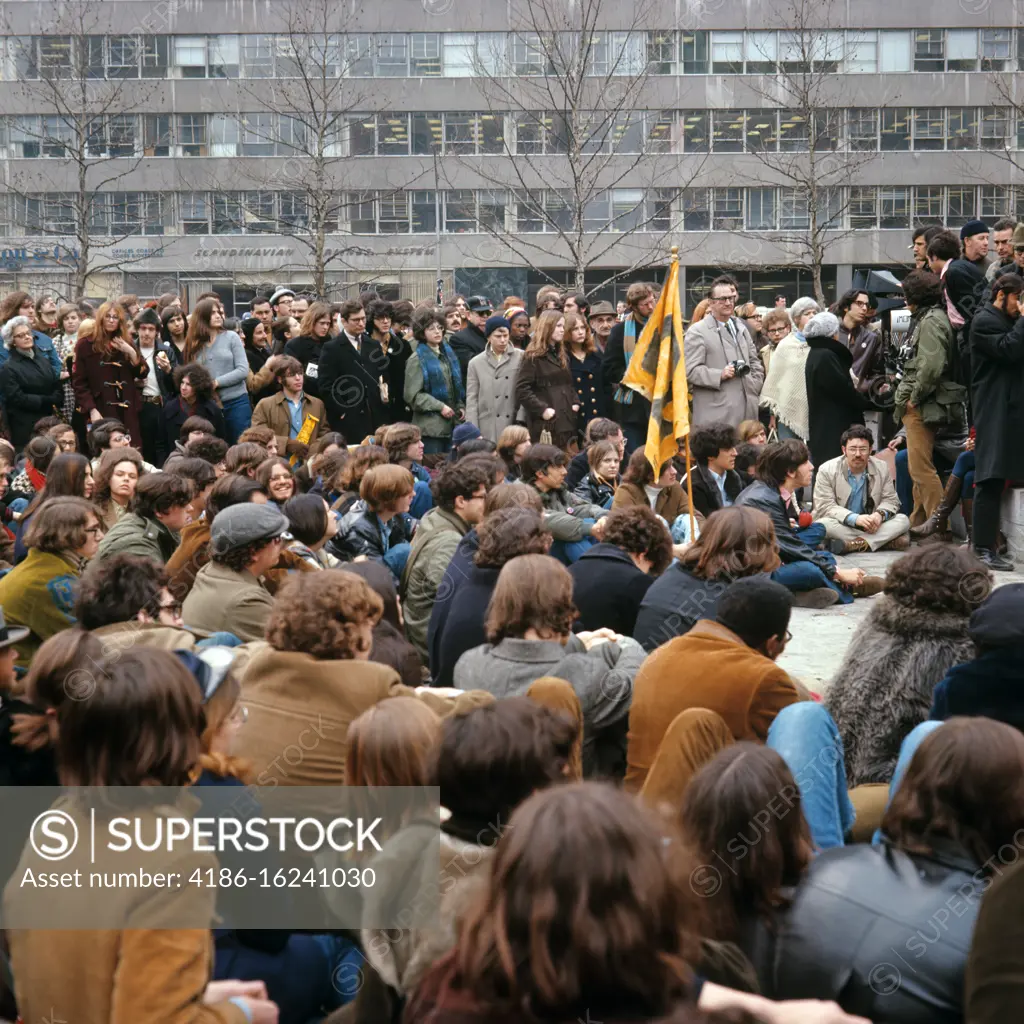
left=727, top=358, right=751, bottom=378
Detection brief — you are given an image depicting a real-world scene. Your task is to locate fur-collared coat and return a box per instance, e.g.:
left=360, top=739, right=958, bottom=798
left=825, top=596, right=974, bottom=787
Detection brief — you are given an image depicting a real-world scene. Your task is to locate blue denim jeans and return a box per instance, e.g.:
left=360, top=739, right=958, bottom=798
left=951, top=450, right=975, bottom=496
left=796, top=522, right=826, bottom=548
left=423, top=437, right=451, bottom=455
left=382, top=540, right=412, bottom=581
left=410, top=478, right=433, bottom=519
left=220, top=393, right=253, bottom=445
left=550, top=519, right=598, bottom=565
left=767, top=702, right=856, bottom=850
left=772, top=560, right=853, bottom=604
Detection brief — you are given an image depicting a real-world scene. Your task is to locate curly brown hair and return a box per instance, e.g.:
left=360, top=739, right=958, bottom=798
left=212, top=537, right=277, bottom=573
left=266, top=571, right=383, bottom=660
left=601, top=506, right=673, bottom=575
left=485, top=554, right=577, bottom=643
left=883, top=545, right=991, bottom=616
left=474, top=508, right=551, bottom=569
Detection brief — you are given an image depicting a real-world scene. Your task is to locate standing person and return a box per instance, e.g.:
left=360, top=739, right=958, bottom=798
left=893, top=270, right=967, bottom=529
left=961, top=218, right=991, bottom=272
left=506, top=307, right=531, bottom=349
left=759, top=308, right=791, bottom=374
left=967, top=272, right=1024, bottom=571
left=33, top=294, right=58, bottom=337
left=803, top=311, right=875, bottom=469
left=448, top=295, right=491, bottom=381
left=0, top=316, right=63, bottom=451
left=0, top=291, right=63, bottom=377
left=50, top=303, right=80, bottom=424
left=162, top=362, right=226, bottom=452
left=465, top=315, right=522, bottom=444
left=160, top=304, right=188, bottom=366
left=72, top=301, right=148, bottom=443
left=365, top=298, right=412, bottom=424
left=515, top=310, right=580, bottom=449
left=282, top=300, right=333, bottom=401
left=405, top=309, right=465, bottom=456
left=602, top=282, right=656, bottom=452
left=927, top=228, right=986, bottom=385
left=133, top=307, right=174, bottom=467
left=587, top=300, right=617, bottom=355
left=986, top=218, right=1018, bottom=283
left=270, top=287, right=294, bottom=321
left=250, top=355, right=326, bottom=463
left=240, top=315, right=278, bottom=405
left=564, top=311, right=603, bottom=436
left=812, top=425, right=910, bottom=554
left=835, top=289, right=887, bottom=400
left=685, top=276, right=765, bottom=429
left=182, top=298, right=251, bottom=444
left=759, top=297, right=818, bottom=441
left=316, top=300, right=383, bottom=444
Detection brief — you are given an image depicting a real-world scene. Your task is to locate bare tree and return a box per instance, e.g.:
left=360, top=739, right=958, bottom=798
left=2, top=0, right=163, bottom=296
left=443, top=0, right=707, bottom=296
left=729, top=0, right=881, bottom=304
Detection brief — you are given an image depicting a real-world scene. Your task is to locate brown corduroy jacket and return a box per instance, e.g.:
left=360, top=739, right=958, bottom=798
left=624, top=619, right=801, bottom=792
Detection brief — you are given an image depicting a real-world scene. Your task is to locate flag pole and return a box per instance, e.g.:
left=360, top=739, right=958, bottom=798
left=666, top=244, right=697, bottom=543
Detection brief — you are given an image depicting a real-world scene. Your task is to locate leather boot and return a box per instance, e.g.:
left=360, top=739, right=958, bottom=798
left=960, top=497, right=973, bottom=547
left=910, top=474, right=962, bottom=539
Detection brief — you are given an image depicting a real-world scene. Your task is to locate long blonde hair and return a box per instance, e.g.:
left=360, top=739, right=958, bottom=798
left=524, top=309, right=567, bottom=367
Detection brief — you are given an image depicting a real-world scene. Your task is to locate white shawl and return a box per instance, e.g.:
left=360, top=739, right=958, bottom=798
left=758, top=332, right=810, bottom=440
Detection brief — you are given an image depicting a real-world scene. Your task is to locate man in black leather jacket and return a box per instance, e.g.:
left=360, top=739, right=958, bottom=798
left=735, top=439, right=883, bottom=608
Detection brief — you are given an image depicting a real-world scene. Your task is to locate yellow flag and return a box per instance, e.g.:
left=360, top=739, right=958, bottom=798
left=621, top=257, right=688, bottom=474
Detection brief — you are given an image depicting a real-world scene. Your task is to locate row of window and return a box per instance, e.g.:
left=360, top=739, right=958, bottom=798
left=5, top=106, right=1023, bottom=159
left=4, top=27, right=1021, bottom=81
left=4, top=185, right=1020, bottom=237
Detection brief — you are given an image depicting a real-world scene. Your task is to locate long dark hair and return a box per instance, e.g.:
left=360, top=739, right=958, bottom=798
left=680, top=506, right=781, bottom=581
left=182, top=298, right=221, bottom=363
left=23, top=453, right=91, bottom=518
left=160, top=305, right=187, bottom=345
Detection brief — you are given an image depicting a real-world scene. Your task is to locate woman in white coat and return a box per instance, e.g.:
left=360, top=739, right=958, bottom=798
left=465, top=315, right=523, bottom=443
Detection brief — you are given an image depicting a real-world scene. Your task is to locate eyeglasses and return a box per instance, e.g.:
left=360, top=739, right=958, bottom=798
left=57, top=439, right=76, bottom=450
left=766, top=326, right=789, bottom=336
left=158, top=599, right=183, bottom=617
left=782, top=630, right=793, bottom=643
left=84, top=523, right=104, bottom=536
left=711, top=295, right=738, bottom=304
left=112, top=434, right=131, bottom=444
left=851, top=299, right=870, bottom=308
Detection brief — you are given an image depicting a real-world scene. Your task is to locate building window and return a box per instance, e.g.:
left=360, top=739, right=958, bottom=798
left=378, top=192, right=410, bottom=232
left=212, top=193, right=244, bottom=233
left=347, top=115, right=375, bottom=156
left=913, top=108, right=945, bottom=151
left=780, top=188, right=810, bottom=230
left=375, top=34, right=408, bottom=76
left=710, top=31, right=743, bottom=73
left=478, top=189, right=508, bottom=230
left=610, top=189, right=644, bottom=232
left=378, top=113, right=410, bottom=156
left=744, top=31, right=777, bottom=73
left=240, top=113, right=275, bottom=156
left=347, top=191, right=376, bottom=233
left=945, top=186, right=976, bottom=227
left=745, top=110, right=777, bottom=152
left=981, top=28, right=1011, bottom=70
left=681, top=188, right=709, bottom=231
left=241, top=35, right=274, bottom=78
left=681, top=111, right=709, bottom=152
left=981, top=186, right=1010, bottom=219
left=515, top=189, right=544, bottom=232
left=746, top=188, right=777, bottom=230
left=174, top=37, right=207, bottom=77
left=37, top=36, right=73, bottom=78
left=410, top=33, right=442, bottom=75
left=712, top=110, right=744, bottom=153
left=645, top=110, right=675, bottom=153
left=712, top=188, right=743, bottom=230
left=879, top=187, right=910, bottom=229
left=880, top=107, right=911, bottom=151
left=946, top=29, right=979, bottom=71
left=879, top=30, right=912, bottom=72
left=913, top=29, right=944, bottom=72
left=444, top=112, right=476, bottom=155
left=107, top=36, right=140, bottom=78
left=847, top=108, right=878, bottom=151
left=411, top=190, right=436, bottom=232
left=140, top=36, right=170, bottom=78
left=208, top=36, right=240, bottom=78
left=913, top=186, right=943, bottom=225
left=647, top=31, right=675, bottom=74
left=177, top=114, right=207, bottom=156
left=981, top=107, right=1010, bottom=150
left=180, top=193, right=210, bottom=234
left=143, top=114, right=172, bottom=156
left=681, top=30, right=709, bottom=74
left=444, top=190, right=477, bottom=232
left=947, top=108, right=979, bottom=150
left=778, top=110, right=809, bottom=152
left=647, top=188, right=674, bottom=231
left=511, top=33, right=547, bottom=75
left=442, top=33, right=476, bottom=77
left=846, top=30, right=877, bottom=72
left=848, top=187, right=877, bottom=229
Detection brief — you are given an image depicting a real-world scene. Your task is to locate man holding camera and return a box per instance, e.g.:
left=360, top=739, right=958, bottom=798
left=685, top=275, right=764, bottom=428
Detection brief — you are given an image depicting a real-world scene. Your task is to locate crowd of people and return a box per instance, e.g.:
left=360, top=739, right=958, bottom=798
left=0, top=220, right=1021, bottom=1024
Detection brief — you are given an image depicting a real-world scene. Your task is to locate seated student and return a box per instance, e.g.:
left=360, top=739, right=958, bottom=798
left=224, top=441, right=270, bottom=479
left=180, top=414, right=218, bottom=449
left=330, top=446, right=388, bottom=514
left=522, top=443, right=608, bottom=564
left=564, top=416, right=625, bottom=491
left=166, top=474, right=267, bottom=601
left=613, top=447, right=699, bottom=535
left=633, top=506, right=780, bottom=652
left=679, top=422, right=745, bottom=519
left=454, top=554, right=642, bottom=778
left=161, top=361, right=226, bottom=453
left=625, top=577, right=800, bottom=793
left=238, top=571, right=491, bottom=786
left=734, top=440, right=762, bottom=482
left=404, top=782, right=860, bottom=1024
left=166, top=456, right=217, bottom=521
left=571, top=439, right=620, bottom=509
left=283, top=493, right=339, bottom=570
left=769, top=718, right=1024, bottom=1022
left=0, top=496, right=102, bottom=669
left=250, top=354, right=327, bottom=462
left=255, top=456, right=296, bottom=508
left=401, top=457, right=495, bottom=663
left=8, top=434, right=57, bottom=507
left=427, top=482, right=543, bottom=672
left=931, top=582, right=1024, bottom=730
left=237, top=424, right=279, bottom=457
left=827, top=544, right=986, bottom=787
left=3, top=646, right=279, bottom=1024
left=182, top=502, right=289, bottom=642
left=13, top=451, right=94, bottom=564
left=812, top=424, right=910, bottom=554
left=430, top=507, right=552, bottom=689
left=736, top=439, right=883, bottom=608
left=92, top=445, right=145, bottom=530
left=361, top=698, right=577, bottom=1017
left=185, top=435, right=230, bottom=477
left=75, top=553, right=198, bottom=650
left=384, top=422, right=433, bottom=520
left=329, top=464, right=415, bottom=579
left=568, top=505, right=672, bottom=637
left=95, top=472, right=193, bottom=565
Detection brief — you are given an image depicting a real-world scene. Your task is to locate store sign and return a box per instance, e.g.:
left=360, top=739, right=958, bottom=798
left=0, top=244, right=79, bottom=271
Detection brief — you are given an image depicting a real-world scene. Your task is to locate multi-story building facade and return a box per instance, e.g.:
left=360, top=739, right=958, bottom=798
left=0, top=0, right=1020, bottom=312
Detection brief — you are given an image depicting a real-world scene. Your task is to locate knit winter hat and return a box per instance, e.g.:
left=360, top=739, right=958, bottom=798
left=803, top=311, right=841, bottom=340
left=484, top=315, right=511, bottom=338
